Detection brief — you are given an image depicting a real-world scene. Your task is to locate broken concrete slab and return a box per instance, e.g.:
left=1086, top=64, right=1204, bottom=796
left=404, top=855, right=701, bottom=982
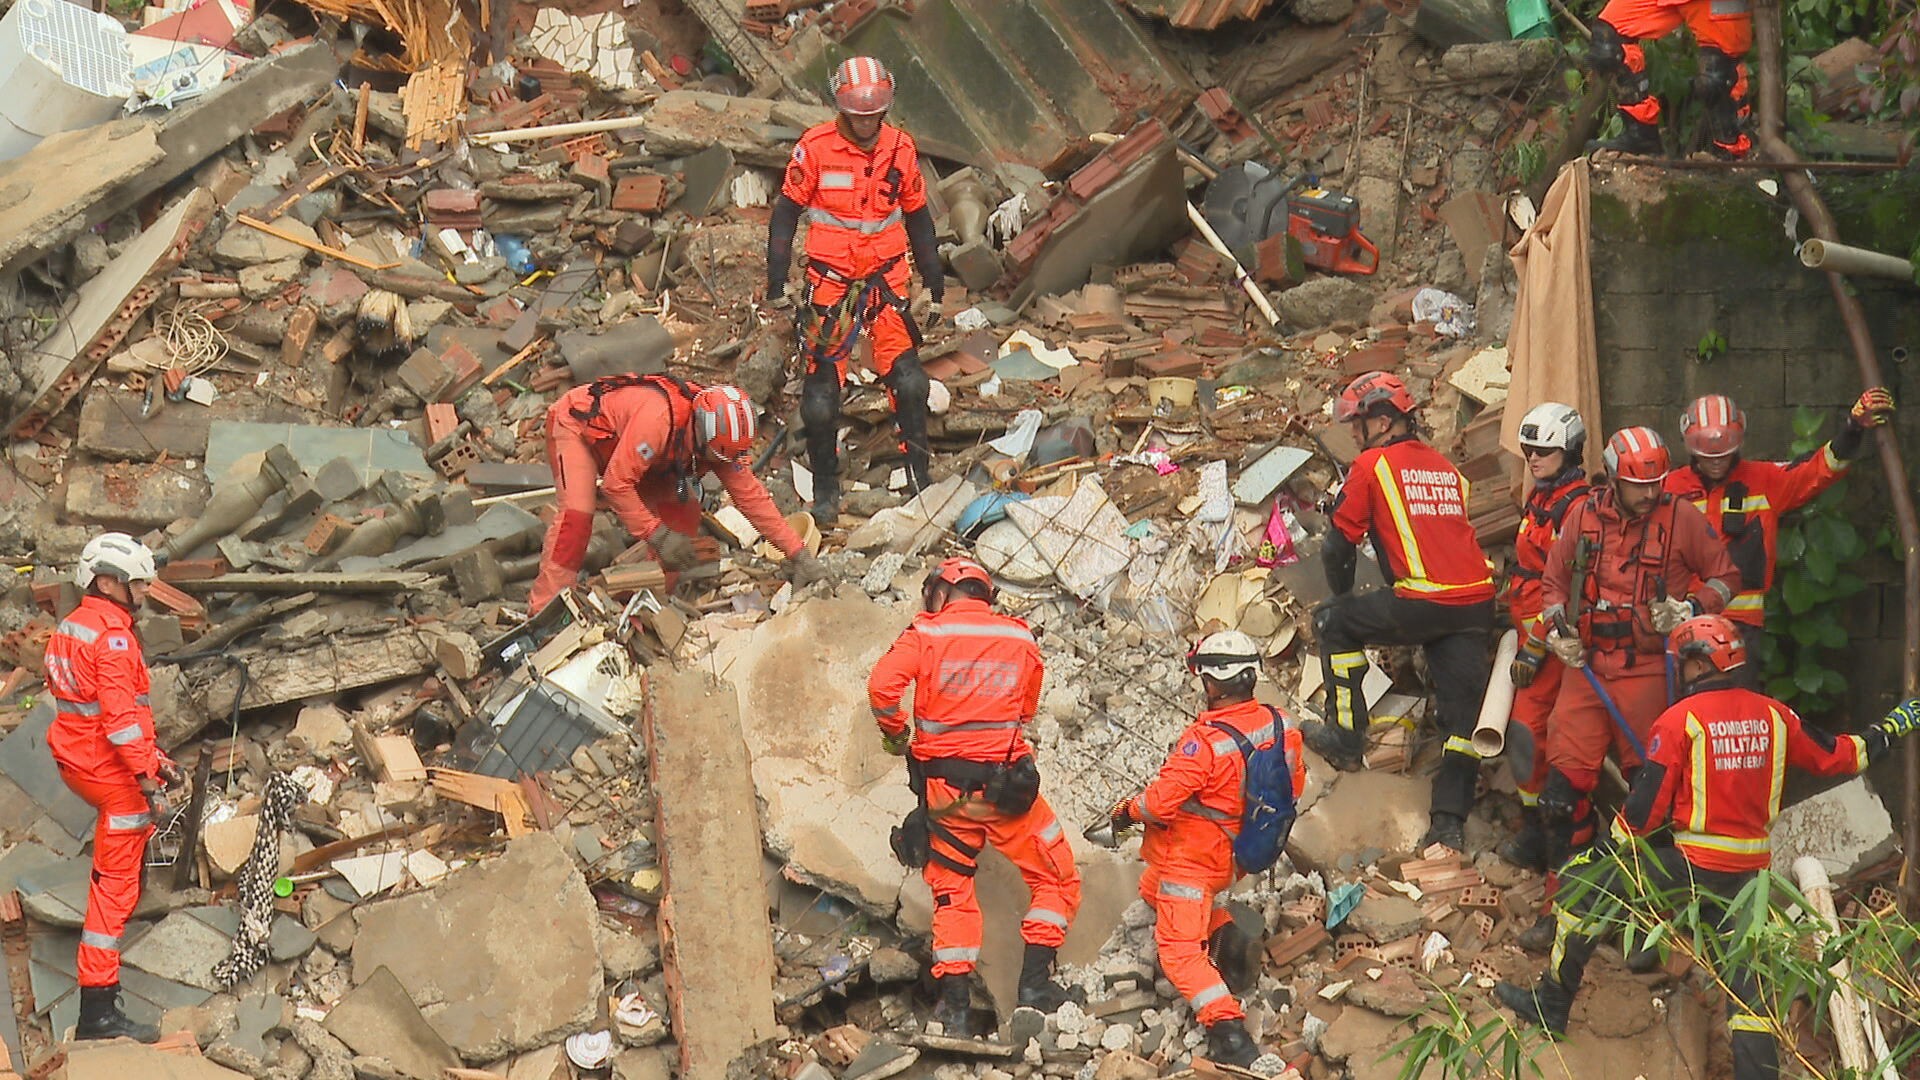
left=121, top=909, right=233, bottom=992
left=350, top=833, right=600, bottom=1062
left=646, top=668, right=778, bottom=1080
left=1009, top=139, right=1186, bottom=308
left=324, top=965, right=462, bottom=1080
left=213, top=216, right=319, bottom=266
left=555, top=317, right=673, bottom=383
left=64, top=462, right=212, bottom=528
left=60, top=1040, right=253, bottom=1080
left=77, top=391, right=218, bottom=461
left=1276, top=276, right=1375, bottom=330
left=15, top=187, right=216, bottom=437
left=1770, top=776, right=1899, bottom=880
left=0, top=120, right=163, bottom=275
left=0, top=703, right=99, bottom=840
left=708, top=591, right=918, bottom=913
left=633, top=90, right=832, bottom=168
left=204, top=421, right=432, bottom=483
left=1288, top=769, right=1431, bottom=871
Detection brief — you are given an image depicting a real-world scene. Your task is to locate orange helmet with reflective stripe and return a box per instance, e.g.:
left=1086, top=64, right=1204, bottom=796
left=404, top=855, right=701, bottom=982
left=1669, top=613, right=1746, bottom=672
left=922, top=555, right=994, bottom=609
left=1603, top=426, right=1671, bottom=483
left=1334, top=370, right=1416, bottom=421
left=1681, top=394, right=1745, bottom=458
left=692, top=384, right=758, bottom=465
left=830, top=56, right=894, bottom=116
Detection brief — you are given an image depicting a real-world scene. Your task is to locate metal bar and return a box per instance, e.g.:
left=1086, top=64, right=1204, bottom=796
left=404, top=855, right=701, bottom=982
left=1753, top=0, right=1920, bottom=908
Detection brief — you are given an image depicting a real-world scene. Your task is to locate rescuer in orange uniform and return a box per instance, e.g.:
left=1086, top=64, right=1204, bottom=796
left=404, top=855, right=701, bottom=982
left=868, top=557, right=1080, bottom=1037
left=1585, top=0, right=1754, bottom=157
left=768, top=56, right=945, bottom=525
left=1499, top=613, right=1920, bottom=1077
left=1299, top=371, right=1496, bottom=853
left=46, top=533, right=183, bottom=1043
left=1529, top=426, right=1738, bottom=880
left=1109, top=630, right=1306, bottom=1069
left=1500, top=403, right=1592, bottom=872
left=1663, top=389, right=1895, bottom=645
left=527, top=376, right=827, bottom=614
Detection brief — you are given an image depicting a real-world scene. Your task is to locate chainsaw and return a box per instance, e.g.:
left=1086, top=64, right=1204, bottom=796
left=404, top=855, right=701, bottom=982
left=1201, top=162, right=1379, bottom=276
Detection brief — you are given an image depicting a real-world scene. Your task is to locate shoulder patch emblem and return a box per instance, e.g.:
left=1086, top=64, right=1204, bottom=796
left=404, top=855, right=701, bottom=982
left=1180, top=739, right=1200, bottom=757
left=1647, top=734, right=1662, bottom=757
left=791, top=144, right=805, bottom=163
left=106, top=635, right=130, bottom=651
left=636, top=442, right=655, bottom=462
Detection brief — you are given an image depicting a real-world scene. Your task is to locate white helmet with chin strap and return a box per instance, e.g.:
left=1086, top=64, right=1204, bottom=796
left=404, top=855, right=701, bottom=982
left=76, top=532, right=158, bottom=590
left=1187, top=630, right=1262, bottom=682
left=1516, top=401, right=1586, bottom=457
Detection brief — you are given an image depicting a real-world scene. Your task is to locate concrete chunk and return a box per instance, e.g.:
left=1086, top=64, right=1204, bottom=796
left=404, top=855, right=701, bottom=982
left=1770, top=776, right=1899, bottom=880
left=350, top=834, right=600, bottom=1062
left=323, top=965, right=461, bottom=1080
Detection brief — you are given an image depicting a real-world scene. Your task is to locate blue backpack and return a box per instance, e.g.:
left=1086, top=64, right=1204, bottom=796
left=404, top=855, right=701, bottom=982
left=1208, top=709, right=1299, bottom=874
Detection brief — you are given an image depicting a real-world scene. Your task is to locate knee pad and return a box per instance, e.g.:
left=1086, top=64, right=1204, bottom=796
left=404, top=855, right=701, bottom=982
left=884, top=350, right=931, bottom=405
left=1695, top=48, right=1741, bottom=100
left=1538, top=769, right=1579, bottom=822
left=1587, top=20, right=1628, bottom=73
left=1311, top=598, right=1348, bottom=644
left=799, top=370, right=840, bottom=432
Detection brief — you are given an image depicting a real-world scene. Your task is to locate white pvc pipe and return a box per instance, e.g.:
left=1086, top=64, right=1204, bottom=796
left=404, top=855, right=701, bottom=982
left=1470, top=629, right=1521, bottom=758
left=1799, top=238, right=1916, bottom=283
left=1184, top=200, right=1281, bottom=327
left=1792, top=856, right=1886, bottom=1079
left=470, top=115, right=650, bottom=146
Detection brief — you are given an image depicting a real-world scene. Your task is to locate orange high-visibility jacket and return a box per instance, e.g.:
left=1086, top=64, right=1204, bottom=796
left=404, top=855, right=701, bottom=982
left=781, top=120, right=927, bottom=279
left=868, top=598, right=1044, bottom=764
left=1133, top=700, right=1306, bottom=874
left=45, top=596, right=161, bottom=785
left=1507, top=471, right=1590, bottom=631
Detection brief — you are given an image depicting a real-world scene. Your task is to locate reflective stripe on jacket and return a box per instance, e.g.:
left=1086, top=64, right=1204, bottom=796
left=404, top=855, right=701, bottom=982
left=780, top=120, right=926, bottom=277
left=867, top=598, right=1043, bottom=763
left=45, top=595, right=160, bottom=784
left=1332, top=436, right=1495, bottom=605
left=1662, top=449, right=1845, bottom=626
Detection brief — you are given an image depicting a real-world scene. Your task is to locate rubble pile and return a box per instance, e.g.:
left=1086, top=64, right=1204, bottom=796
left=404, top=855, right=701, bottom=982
left=0, top=0, right=1899, bottom=1076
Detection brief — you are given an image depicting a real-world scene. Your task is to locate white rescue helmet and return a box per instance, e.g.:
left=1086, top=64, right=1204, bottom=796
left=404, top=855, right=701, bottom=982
left=76, top=532, right=158, bottom=590
left=1516, top=401, right=1587, bottom=457
left=1187, top=630, right=1262, bottom=682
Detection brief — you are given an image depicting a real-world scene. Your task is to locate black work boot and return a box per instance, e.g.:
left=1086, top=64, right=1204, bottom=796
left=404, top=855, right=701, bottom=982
left=1516, top=910, right=1557, bottom=953
left=1421, top=812, right=1466, bottom=854
left=76, top=984, right=160, bottom=1043
left=1299, top=720, right=1364, bottom=772
left=929, top=975, right=974, bottom=1038
left=1498, top=811, right=1549, bottom=872
left=1590, top=116, right=1662, bottom=155
left=1015, top=943, right=1073, bottom=1012
left=805, top=435, right=840, bottom=528
left=1204, top=1018, right=1260, bottom=1069
left=1495, top=976, right=1573, bottom=1037
left=885, top=352, right=934, bottom=494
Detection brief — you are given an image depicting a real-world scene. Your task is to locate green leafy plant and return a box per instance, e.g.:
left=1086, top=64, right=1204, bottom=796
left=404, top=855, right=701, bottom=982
left=1391, top=834, right=1920, bottom=1080
left=1755, top=407, right=1874, bottom=714
left=1695, top=328, right=1728, bottom=361
left=1504, top=139, right=1551, bottom=186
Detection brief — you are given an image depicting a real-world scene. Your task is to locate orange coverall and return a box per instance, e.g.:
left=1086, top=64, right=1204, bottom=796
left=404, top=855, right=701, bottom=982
left=45, top=596, right=169, bottom=989
left=1129, top=700, right=1304, bottom=1025
left=868, top=597, right=1079, bottom=978
left=779, top=120, right=928, bottom=380
left=1505, top=470, right=1589, bottom=805
left=528, top=377, right=803, bottom=613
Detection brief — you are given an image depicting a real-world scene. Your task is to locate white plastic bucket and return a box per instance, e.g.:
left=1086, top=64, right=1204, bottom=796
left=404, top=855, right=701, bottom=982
left=0, top=0, right=133, bottom=162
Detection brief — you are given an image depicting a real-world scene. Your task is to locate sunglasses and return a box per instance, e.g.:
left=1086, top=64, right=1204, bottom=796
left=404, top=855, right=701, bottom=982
left=1521, top=445, right=1560, bottom=458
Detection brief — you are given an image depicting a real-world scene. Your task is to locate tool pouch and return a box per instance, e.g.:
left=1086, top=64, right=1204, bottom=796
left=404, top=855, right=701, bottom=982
left=890, top=806, right=931, bottom=869
left=981, top=756, right=1041, bottom=816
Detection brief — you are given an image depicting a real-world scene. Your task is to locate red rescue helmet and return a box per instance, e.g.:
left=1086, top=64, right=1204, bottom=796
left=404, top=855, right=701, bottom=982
left=1602, top=426, right=1671, bottom=484
left=830, top=56, right=894, bottom=116
left=1334, top=370, right=1417, bottom=422
left=1680, top=394, right=1745, bottom=458
left=923, top=556, right=995, bottom=609
left=692, top=385, right=758, bottom=464
left=1668, top=613, right=1747, bottom=673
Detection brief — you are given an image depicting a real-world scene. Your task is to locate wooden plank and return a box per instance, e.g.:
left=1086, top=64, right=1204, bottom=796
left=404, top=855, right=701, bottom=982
left=646, top=670, right=777, bottom=1079
left=235, top=214, right=400, bottom=271
left=173, top=571, right=435, bottom=594
left=358, top=731, right=427, bottom=782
